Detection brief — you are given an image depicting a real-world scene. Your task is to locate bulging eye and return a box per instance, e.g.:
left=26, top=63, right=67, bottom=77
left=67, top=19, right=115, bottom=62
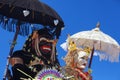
left=39, top=38, right=48, bottom=42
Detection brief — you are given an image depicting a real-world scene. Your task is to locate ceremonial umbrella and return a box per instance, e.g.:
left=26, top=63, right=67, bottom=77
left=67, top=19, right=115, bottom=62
left=0, top=0, right=64, bottom=79
left=61, top=22, right=120, bottom=68
left=0, top=0, right=64, bottom=36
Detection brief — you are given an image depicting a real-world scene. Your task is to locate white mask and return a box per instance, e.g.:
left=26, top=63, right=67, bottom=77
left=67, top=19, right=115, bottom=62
left=77, top=51, right=88, bottom=69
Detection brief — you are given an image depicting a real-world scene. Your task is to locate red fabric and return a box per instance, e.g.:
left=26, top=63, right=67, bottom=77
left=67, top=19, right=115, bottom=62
left=75, top=68, right=92, bottom=80
left=80, top=72, right=92, bottom=80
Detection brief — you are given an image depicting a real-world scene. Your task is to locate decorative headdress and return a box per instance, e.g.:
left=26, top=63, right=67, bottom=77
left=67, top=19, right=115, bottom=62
left=67, top=34, right=77, bottom=51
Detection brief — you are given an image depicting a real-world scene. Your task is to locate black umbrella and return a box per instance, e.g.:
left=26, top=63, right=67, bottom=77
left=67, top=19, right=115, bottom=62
left=0, top=0, right=64, bottom=79
left=0, top=0, right=64, bottom=36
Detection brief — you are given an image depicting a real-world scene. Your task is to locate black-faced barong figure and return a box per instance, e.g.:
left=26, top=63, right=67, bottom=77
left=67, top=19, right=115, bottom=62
left=10, top=28, right=60, bottom=80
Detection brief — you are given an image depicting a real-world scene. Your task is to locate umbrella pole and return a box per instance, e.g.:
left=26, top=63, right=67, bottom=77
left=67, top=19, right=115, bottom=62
left=3, top=25, right=20, bottom=80
left=88, top=46, right=94, bottom=69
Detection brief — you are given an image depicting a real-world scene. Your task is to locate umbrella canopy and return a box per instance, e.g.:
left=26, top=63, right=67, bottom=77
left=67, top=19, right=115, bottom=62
left=61, top=22, right=120, bottom=62
left=0, top=0, right=64, bottom=37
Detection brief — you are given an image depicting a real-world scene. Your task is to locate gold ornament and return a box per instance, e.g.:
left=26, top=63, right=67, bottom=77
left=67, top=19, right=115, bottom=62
left=83, top=47, right=91, bottom=56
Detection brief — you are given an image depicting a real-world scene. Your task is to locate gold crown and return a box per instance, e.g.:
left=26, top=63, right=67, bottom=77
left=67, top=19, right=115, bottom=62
left=68, top=40, right=77, bottom=51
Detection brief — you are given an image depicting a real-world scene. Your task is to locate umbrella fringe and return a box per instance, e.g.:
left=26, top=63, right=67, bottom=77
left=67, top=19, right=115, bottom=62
left=0, top=23, right=30, bottom=36
left=0, top=15, right=30, bottom=36
left=98, top=50, right=120, bottom=62
left=0, top=14, right=62, bottom=38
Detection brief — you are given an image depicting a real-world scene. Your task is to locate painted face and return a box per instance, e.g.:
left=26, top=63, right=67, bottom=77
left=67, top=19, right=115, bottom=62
left=37, top=35, right=53, bottom=59
left=76, top=51, right=89, bottom=70
left=39, top=37, right=52, bottom=54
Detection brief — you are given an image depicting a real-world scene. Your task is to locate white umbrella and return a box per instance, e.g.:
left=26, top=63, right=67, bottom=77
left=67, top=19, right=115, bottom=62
left=61, top=22, right=120, bottom=62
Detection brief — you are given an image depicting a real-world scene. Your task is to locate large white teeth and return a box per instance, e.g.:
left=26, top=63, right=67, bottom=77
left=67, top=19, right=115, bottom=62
left=43, top=47, right=51, bottom=51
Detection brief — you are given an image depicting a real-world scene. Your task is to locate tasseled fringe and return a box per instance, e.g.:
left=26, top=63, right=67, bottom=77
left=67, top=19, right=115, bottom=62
left=0, top=14, right=62, bottom=38
left=0, top=15, right=30, bottom=36
left=0, top=15, right=44, bottom=36
left=95, top=49, right=120, bottom=62
left=99, top=52, right=120, bottom=62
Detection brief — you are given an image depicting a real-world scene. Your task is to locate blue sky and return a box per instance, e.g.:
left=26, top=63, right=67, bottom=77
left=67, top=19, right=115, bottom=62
left=0, top=0, right=120, bottom=80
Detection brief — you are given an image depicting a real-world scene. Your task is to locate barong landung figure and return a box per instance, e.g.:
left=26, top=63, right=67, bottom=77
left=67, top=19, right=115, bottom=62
left=62, top=34, right=92, bottom=80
